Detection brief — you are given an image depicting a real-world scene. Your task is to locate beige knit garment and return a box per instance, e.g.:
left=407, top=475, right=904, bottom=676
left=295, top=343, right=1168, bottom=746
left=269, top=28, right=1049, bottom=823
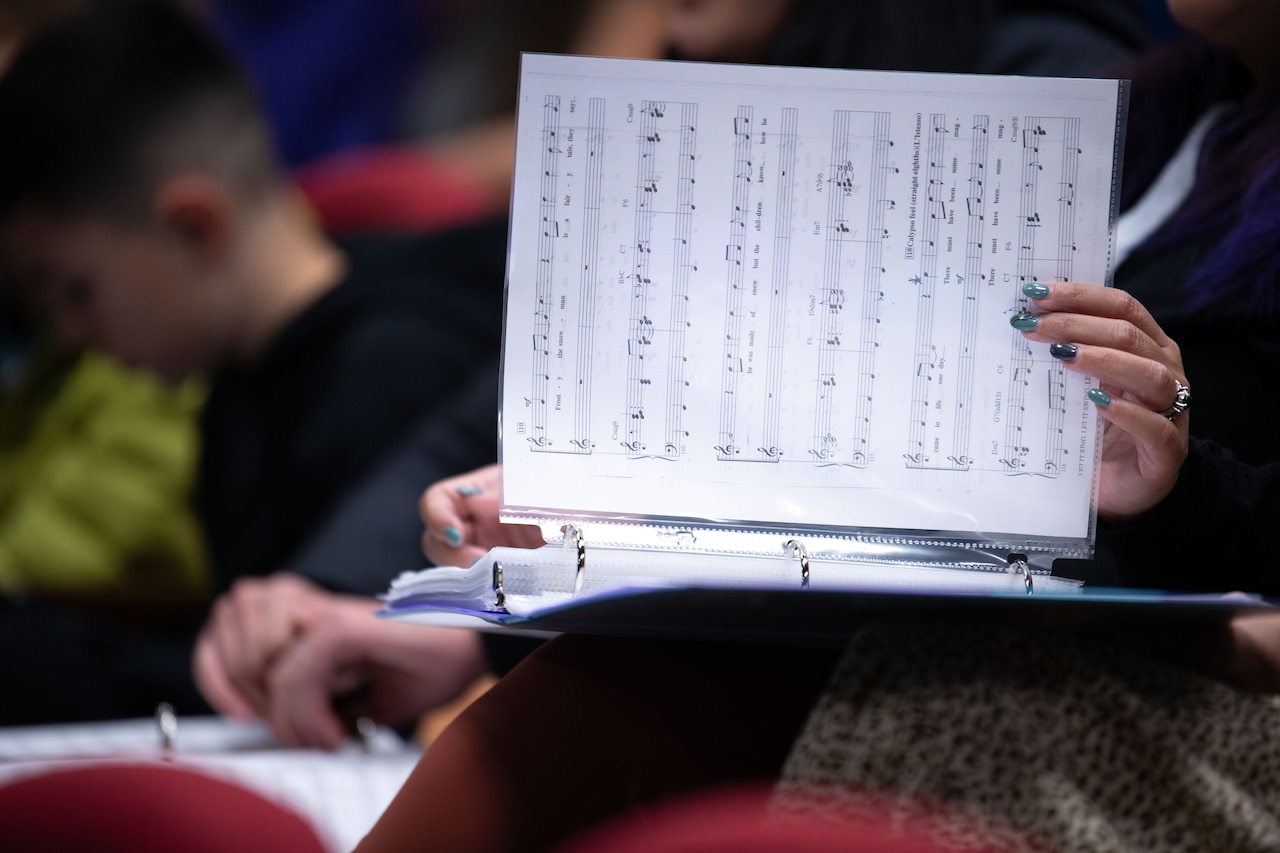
left=774, top=621, right=1280, bottom=852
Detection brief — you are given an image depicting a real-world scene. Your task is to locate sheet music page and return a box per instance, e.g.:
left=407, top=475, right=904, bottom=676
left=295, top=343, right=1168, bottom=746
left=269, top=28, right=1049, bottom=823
left=501, top=54, right=1123, bottom=543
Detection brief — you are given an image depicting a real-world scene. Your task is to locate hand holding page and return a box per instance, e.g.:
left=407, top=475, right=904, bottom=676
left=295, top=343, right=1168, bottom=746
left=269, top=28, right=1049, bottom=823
left=382, top=54, right=1173, bottom=635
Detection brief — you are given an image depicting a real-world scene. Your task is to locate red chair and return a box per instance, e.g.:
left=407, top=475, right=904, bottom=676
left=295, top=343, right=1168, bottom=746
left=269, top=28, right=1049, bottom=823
left=559, top=785, right=1013, bottom=853
left=296, top=145, right=495, bottom=236
left=0, top=763, right=327, bottom=852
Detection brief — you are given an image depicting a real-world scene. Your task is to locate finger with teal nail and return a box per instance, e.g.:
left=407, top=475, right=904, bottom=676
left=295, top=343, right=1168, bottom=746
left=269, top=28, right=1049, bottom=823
left=1021, top=282, right=1050, bottom=299
left=457, top=485, right=482, bottom=497
left=443, top=525, right=463, bottom=548
left=1009, top=312, right=1038, bottom=332
left=1087, top=388, right=1111, bottom=408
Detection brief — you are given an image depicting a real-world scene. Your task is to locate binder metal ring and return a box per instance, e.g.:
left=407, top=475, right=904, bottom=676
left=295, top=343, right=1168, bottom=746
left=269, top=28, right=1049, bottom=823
left=155, top=702, right=177, bottom=756
left=785, top=539, right=810, bottom=589
left=562, top=523, right=586, bottom=595
left=1008, top=553, right=1033, bottom=595
left=492, top=560, right=508, bottom=611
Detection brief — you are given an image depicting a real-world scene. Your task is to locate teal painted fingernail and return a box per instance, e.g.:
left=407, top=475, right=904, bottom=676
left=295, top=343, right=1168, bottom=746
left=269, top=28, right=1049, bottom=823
left=1009, top=312, right=1038, bottom=332
left=1049, top=342, right=1079, bottom=362
left=457, top=485, right=482, bottom=496
left=1087, top=388, right=1112, bottom=408
left=1021, top=282, right=1050, bottom=299
left=443, top=525, right=463, bottom=547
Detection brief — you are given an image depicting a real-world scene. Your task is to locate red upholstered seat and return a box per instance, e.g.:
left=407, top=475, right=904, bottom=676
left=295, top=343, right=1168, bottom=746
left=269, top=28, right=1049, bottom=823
left=0, top=763, right=327, bottom=853
left=296, top=145, right=494, bottom=236
left=559, top=785, right=1007, bottom=853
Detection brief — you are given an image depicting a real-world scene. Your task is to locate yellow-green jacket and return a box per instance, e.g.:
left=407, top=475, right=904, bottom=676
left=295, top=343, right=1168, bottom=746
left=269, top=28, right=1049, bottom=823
left=0, top=346, right=208, bottom=608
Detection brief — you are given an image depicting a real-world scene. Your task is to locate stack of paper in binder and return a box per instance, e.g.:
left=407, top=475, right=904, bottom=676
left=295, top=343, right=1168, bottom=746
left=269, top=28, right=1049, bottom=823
left=381, top=54, right=1263, bottom=643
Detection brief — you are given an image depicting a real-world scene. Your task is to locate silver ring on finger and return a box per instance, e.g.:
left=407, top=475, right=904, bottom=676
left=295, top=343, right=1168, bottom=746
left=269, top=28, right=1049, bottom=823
left=1158, top=379, right=1191, bottom=421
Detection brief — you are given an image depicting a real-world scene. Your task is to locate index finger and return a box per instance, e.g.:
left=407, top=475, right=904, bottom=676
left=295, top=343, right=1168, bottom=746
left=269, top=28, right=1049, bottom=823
left=265, top=635, right=350, bottom=750
left=192, top=629, right=259, bottom=721
left=1024, top=282, right=1172, bottom=348
left=419, top=481, right=490, bottom=566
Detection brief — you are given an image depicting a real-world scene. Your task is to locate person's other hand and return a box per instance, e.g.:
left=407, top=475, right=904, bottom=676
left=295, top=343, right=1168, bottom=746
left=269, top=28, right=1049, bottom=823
left=419, top=463, right=544, bottom=567
left=1219, top=611, right=1280, bottom=693
left=192, top=573, right=334, bottom=721
left=1015, top=282, right=1189, bottom=523
left=262, top=597, right=488, bottom=748
left=1135, top=610, right=1280, bottom=694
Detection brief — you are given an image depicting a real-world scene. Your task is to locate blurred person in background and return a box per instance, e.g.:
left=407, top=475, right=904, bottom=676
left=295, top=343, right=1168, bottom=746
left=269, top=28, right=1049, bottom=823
left=0, top=0, right=210, bottom=726
left=0, top=0, right=506, bottom=723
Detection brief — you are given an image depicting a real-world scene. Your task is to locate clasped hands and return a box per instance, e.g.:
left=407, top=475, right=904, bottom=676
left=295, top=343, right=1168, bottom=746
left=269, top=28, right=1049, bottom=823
left=192, top=464, right=542, bottom=749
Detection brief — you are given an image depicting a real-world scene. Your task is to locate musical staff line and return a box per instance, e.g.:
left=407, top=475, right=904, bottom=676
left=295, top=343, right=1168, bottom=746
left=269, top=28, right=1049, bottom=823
left=903, top=114, right=947, bottom=468
left=949, top=114, right=988, bottom=470
left=1001, top=116, right=1080, bottom=477
left=1042, top=117, right=1082, bottom=474
left=759, top=107, right=798, bottom=463
left=809, top=110, right=892, bottom=468
left=662, top=101, right=699, bottom=459
left=527, top=95, right=561, bottom=451
left=622, top=99, right=700, bottom=458
left=716, top=105, right=754, bottom=460
left=848, top=111, right=894, bottom=470
left=568, top=97, right=607, bottom=454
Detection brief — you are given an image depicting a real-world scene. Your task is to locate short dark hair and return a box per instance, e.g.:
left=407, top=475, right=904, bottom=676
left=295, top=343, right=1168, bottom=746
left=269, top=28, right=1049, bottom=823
left=0, top=0, right=278, bottom=224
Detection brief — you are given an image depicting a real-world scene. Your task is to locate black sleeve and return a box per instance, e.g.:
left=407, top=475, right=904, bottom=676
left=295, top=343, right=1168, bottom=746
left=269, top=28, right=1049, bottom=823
left=975, top=4, right=1149, bottom=78
left=282, top=359, right=499, bottom=596
left=1099, top=437, right=1280, bottom=595
left=284, top=356, right=547, bottom=672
